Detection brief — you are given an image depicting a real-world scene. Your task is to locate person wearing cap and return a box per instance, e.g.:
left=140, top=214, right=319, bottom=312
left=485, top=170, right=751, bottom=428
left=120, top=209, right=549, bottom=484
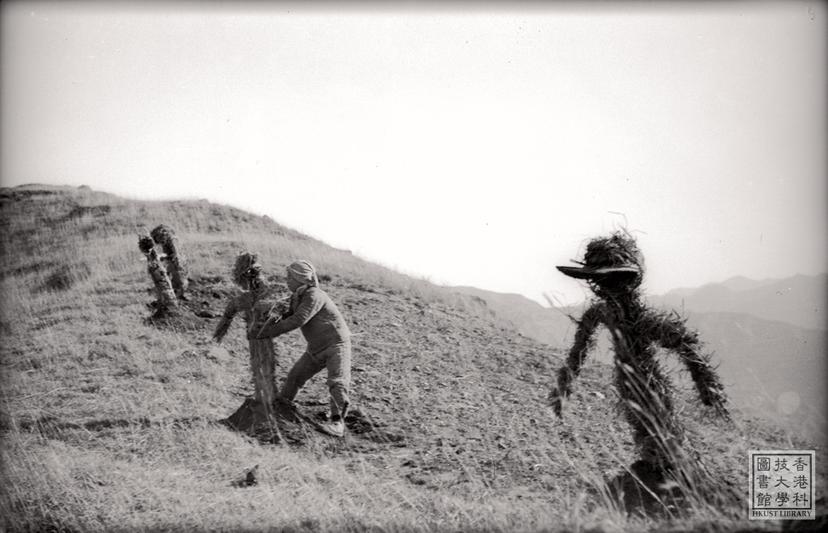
left=253, top=260, right=352, bottom=437
left=549, top=232, right=729, bottom=473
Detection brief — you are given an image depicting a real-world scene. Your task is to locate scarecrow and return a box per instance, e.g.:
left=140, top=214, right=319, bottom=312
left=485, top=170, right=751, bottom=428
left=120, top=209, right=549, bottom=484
left=213, top=252, right=286, bottom=411
left=550, top=232, right=729, bottom=471
left=138, top=233, right=178, bottom=314
left=150, top=224, right=189, bottom=299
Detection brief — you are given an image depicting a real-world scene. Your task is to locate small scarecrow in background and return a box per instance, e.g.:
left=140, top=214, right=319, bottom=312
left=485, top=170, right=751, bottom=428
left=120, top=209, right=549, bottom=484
left=136, top=224, right=189, bottom=316
left=150, top=224, right=189, bottom=299
left=550, top=232, right=729, bottom=472
left=213, top=252, right=286, bottom=412
left=138, top=232, right=178, bottom=315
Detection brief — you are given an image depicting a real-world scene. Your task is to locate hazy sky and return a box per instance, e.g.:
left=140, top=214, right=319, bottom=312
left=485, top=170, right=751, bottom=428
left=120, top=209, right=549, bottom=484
left=2, top=1, right=826, bottom=305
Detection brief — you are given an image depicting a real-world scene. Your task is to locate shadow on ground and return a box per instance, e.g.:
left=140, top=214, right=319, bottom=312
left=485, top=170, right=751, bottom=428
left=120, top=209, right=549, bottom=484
left=220, top=398, right=407, bottom=449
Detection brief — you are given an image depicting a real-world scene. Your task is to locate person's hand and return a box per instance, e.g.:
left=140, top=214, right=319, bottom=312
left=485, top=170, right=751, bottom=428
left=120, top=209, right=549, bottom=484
left=275, top=301, right=290, bottom=317
left=548, top=387, right=563, bottom=417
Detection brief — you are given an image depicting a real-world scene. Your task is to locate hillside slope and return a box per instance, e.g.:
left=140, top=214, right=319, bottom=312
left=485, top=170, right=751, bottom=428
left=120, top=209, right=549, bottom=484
left=451, top=286, right=577, bottom=349
left=1, top=185, right=824, bottom=532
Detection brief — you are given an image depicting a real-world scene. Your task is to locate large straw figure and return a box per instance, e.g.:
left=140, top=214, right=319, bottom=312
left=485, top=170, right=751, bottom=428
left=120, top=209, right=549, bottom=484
left=550, top=232, right=729, bottom=472
left=213, top=252, right=282, bottom=411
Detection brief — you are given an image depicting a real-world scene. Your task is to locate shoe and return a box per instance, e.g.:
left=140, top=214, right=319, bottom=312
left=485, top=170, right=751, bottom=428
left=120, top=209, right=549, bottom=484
left=319, top=418, right=345, bottom=437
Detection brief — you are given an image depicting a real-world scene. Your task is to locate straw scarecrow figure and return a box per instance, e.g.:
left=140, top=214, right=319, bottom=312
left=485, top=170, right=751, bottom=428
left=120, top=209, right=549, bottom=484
left=213, top=252, right=286, bottom=411
left=151, top=224, right=189, bottom=299
left=138, top=233, right=178, bottom=314
left=550, top=232, right=729, bottom=471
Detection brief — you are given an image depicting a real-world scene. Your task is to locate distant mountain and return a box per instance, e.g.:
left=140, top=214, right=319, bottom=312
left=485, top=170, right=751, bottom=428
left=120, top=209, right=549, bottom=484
left=652, top=274, right=826, bottom=331
left=669, top=275, right=779, bottom=294
left=719, top=275, right=780, bottom=292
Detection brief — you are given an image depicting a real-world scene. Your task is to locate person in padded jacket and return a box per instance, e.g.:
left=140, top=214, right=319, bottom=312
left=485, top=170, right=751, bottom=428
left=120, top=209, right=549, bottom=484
left=252, top=260, right=352, bottom=437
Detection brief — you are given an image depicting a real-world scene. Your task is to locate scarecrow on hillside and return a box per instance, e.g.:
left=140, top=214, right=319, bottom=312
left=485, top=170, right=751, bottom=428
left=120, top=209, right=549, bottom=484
left=549, top=232, right=729, bottom=472
left=151, top=224, right=189, bottom=299
left=253, top=260, right=352, bottom=438
left=213, top=252, right=285, bottom=412
left=138, top=233, right=178, bottom=314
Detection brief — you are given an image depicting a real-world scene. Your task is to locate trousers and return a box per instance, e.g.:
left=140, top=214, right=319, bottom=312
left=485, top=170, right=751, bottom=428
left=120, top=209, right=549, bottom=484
left=280, top=339, right=351, bottom=418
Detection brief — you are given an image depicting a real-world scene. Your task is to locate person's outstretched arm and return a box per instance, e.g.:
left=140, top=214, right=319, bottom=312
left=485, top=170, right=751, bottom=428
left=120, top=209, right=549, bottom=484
left=549, top=303, right=604, bottom=417
left=255, top=288, right=325, bottom=339
left=651, top=310, right=730, bottom=418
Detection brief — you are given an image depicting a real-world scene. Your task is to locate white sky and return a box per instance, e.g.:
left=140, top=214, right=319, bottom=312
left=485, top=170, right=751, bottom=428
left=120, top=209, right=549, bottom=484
left=2, top=1, right=826, bottom=306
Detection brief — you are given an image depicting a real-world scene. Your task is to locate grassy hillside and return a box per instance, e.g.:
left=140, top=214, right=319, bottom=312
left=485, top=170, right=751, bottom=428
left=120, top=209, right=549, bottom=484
left=1, top=185, right=824, bottom=532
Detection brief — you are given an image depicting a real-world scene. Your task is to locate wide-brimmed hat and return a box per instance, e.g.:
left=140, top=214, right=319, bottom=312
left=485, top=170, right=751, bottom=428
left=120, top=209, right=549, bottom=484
left=557, top=232, right=644, bottom=281
left=556, top=264, right=641, bottom=280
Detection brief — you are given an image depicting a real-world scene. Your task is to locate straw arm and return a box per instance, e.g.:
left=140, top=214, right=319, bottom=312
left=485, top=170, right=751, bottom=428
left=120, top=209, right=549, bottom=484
left=212, top=298, right=238, bottom=343
left=649, top=312, right=730, bottom=418
left=550, top=303, right=604, bottom=415
left=254, top=290, right=323, bottom=339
